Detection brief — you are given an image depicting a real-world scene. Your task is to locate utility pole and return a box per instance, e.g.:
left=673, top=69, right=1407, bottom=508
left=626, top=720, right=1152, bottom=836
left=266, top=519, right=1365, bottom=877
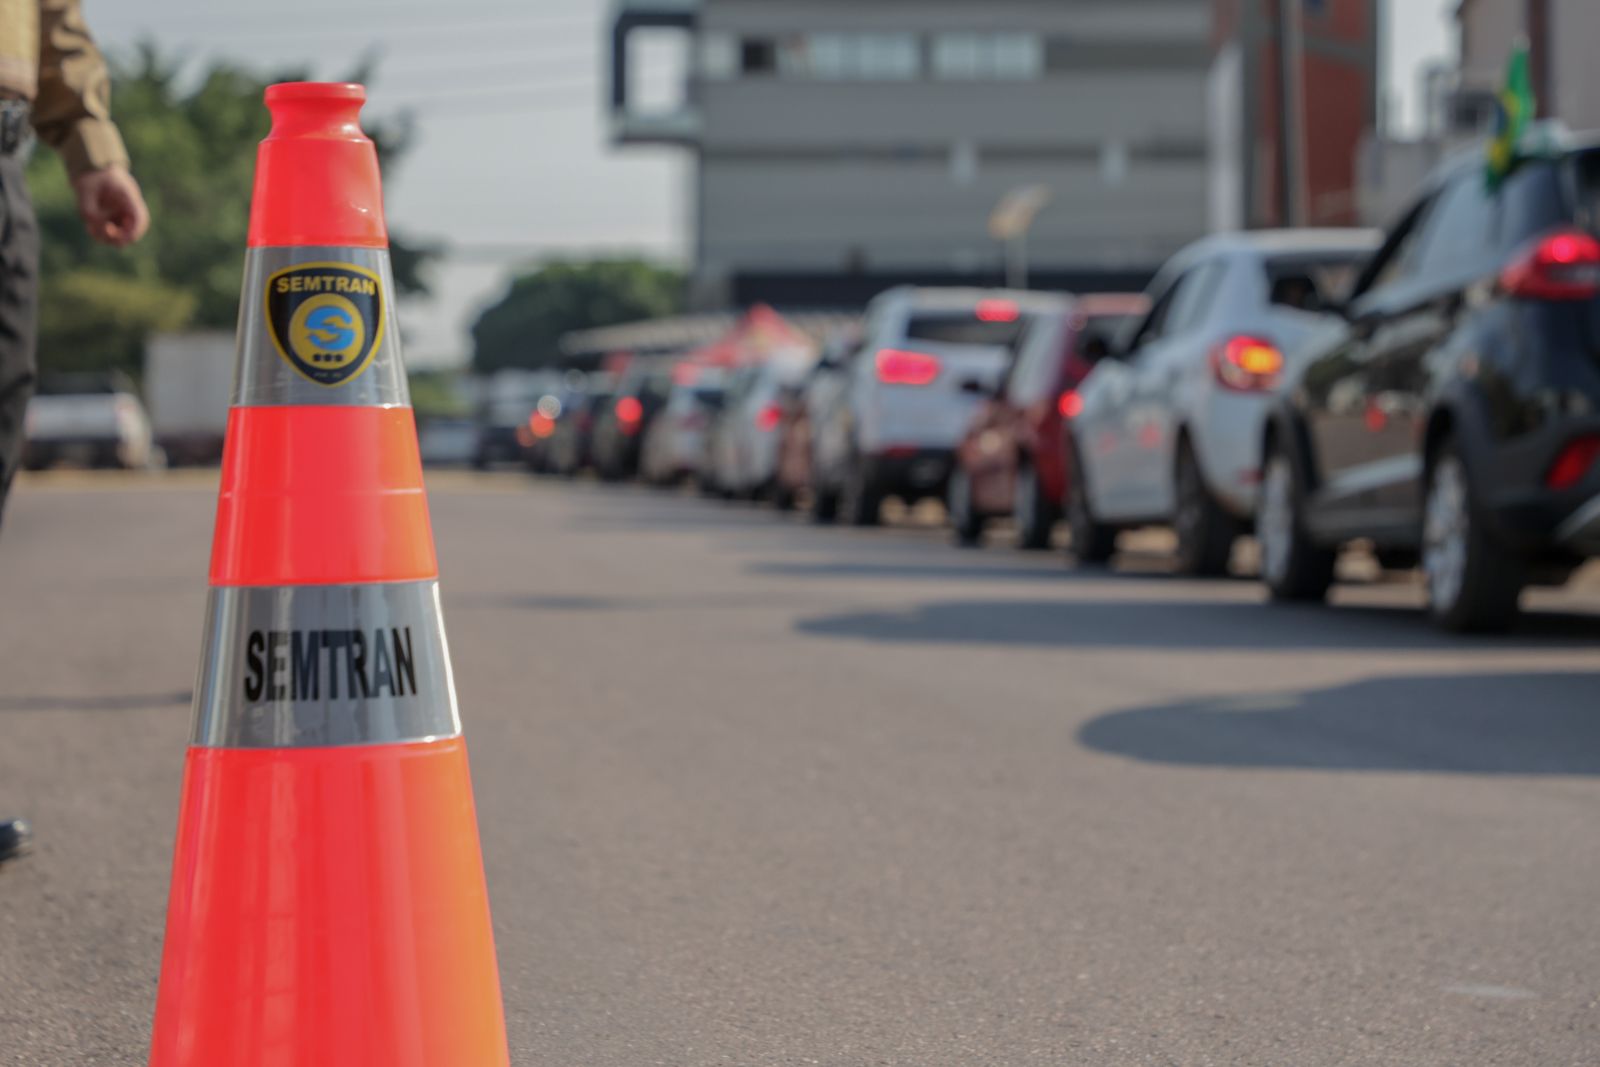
left=1277, top=0, right=1309, bottom=226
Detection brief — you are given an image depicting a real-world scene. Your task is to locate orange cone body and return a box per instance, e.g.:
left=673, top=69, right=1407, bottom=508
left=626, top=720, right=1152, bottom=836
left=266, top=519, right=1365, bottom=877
left=149, top=83, right=509, bottom=1067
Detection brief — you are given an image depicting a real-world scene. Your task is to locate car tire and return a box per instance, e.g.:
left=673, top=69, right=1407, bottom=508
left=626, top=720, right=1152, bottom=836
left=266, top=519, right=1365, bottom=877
left=948, top=466, right=985, bottom=547
left=811, top=483, right=839, bottom=524
left=840, top=453, right=882, bottom=528
left=771, top=483, right=797, bottom=512
left=1422, top=441, right=1523, bottom=632
left=1066, top=450, right=1116, bottom=565
left=1014, top=460, right=1056, bottom=551
left=1257, top=444, right=1334, bottom=602
left=1173, top=444, right=1236, bottom=577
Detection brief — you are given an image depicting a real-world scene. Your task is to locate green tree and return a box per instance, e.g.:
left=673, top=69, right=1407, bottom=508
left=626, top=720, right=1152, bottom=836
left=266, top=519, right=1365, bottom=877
left=26, top=46, right=435, bottom=376
left=470, top=258, right=684, bottom=373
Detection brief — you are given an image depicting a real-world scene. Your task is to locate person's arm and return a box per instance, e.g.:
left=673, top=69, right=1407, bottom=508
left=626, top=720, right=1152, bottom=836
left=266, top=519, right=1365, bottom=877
left=33, top=0, right=147, bottom=246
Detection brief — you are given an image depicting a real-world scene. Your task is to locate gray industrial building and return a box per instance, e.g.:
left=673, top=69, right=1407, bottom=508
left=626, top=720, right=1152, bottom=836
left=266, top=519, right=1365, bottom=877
left=611, top=0, right=1214, bottom=309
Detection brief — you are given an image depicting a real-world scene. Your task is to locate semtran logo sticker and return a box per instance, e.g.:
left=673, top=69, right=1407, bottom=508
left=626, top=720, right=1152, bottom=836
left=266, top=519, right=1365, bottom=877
left=264, top=262, right=385, bottom=386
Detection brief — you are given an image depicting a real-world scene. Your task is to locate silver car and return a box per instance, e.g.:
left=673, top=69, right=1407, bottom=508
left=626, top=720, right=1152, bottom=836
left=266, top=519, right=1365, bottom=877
left=1066, top=229, right=1380, bottom=574
left=640, top=370, right=726, bottom=486
left=811, top=286, right=1068, bottom=526
left=710, top=359, right=810, bottom=499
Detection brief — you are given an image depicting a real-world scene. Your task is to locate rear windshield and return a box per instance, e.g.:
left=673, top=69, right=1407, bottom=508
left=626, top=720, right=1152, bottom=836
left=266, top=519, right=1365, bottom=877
left=1080, top=313, right=1142, bottom=347
left=1568, top=149, right=1600, bottom=229
left=905, top=311, right=1030, bottom=349
left=1261, top=252, right=1370, bottom=312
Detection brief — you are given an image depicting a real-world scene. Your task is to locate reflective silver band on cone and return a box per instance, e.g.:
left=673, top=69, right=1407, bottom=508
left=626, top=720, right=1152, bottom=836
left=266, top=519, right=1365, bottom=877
left=233, top=245, right=410, bottom=408
left=191, top=580, right=461, bottom=748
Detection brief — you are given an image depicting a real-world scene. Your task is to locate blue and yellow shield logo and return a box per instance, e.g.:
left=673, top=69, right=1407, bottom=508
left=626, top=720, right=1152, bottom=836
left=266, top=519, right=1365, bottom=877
left=264, top=262, right=386, bottom=386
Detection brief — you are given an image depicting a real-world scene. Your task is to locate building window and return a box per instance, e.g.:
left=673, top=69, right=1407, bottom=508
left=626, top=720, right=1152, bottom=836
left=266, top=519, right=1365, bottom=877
left=741, top=38, right=777, bottom=76
left=794, top=33, right=920, bottom=81
left=932, top=33, right=1042, bottom=80
left=700, top=32, right=738, bottom=80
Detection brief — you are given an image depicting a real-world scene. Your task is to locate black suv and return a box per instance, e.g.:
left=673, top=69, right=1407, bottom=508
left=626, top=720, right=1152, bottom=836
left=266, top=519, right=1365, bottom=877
left=1257, top=131, right=1600, bottom=630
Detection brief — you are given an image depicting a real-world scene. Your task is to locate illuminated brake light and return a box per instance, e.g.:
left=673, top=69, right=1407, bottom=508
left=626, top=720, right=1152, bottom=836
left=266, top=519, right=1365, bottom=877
left=1209, top=336, right=1285, bottom=392
left=1546, top=435, right=1600, bottom=490
left=755, top=403, right=783, bottom=432
left=1501, top=229, right=1600, bottom=300
left=1058, top=389, right=1084, bottom=419
left=976, top=299, right=1020, bottom=323
left=528, top=412, right=556, bottom=439
left=875, top=348, right=941, bottom=385
left=615, top=395, right=644, bottom=434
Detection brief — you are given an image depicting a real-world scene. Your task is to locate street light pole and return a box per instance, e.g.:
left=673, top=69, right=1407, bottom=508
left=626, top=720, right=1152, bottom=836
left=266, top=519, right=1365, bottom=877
left=989, top=184, right=1052, bottom=291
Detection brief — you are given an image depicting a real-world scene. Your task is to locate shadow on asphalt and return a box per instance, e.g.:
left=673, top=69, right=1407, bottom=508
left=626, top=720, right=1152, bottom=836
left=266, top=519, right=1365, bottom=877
left=746, top=557, right=1243, bottom=582
left=0, top=691, right=191, bottom=713
left=750, top=559, right=1067, bottom=582
left=794, top=598, right=1600, bottom=651
left=1078, top=672, right=1600, bottom=775
left=449, top=591, right=795, bottom=613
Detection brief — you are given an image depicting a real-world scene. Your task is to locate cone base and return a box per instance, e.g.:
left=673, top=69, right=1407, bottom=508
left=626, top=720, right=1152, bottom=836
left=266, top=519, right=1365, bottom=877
left=149, top=737, right=508, bottom=1067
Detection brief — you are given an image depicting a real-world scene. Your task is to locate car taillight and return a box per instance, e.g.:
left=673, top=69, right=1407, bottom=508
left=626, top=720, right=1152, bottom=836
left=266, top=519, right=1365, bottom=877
left=615, top=396, right=644, bottom=434
left=1209, top=336, right=1285, bottom=392
left=528, top=412, right=556, bottom=439
left=1546, top=435, right=1600, bottom=490
left=755, top=403, right=783, bottom=432
left=1058, top=389, right=1084, bottom=419
left=875, top=348, right=941, bottom=385
left=1500, top=229, right=1600, bottom=300
left=976, top=299, right=1020, bottom=323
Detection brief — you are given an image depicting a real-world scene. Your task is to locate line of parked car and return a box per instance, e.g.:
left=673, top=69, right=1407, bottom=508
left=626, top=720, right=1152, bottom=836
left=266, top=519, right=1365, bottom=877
left=524, top=129, right=1600, bottom=633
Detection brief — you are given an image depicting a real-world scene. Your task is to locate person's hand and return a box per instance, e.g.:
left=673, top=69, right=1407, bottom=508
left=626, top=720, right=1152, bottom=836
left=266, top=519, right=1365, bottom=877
left=70, top=165, right=150, bottom=247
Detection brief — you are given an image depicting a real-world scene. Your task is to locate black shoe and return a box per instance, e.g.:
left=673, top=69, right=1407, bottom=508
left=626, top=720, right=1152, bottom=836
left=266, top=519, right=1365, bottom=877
left=0, top=819, right=33, bottom=863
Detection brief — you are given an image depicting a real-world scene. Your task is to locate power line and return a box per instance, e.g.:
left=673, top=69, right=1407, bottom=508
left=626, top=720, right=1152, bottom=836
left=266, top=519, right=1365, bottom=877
left=109, top=11, right=596, bottom=46
left=371, top=53, right=599, bottom=91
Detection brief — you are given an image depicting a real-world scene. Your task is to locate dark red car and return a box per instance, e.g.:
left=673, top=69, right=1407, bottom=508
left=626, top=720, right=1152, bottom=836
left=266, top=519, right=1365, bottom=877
left=949, top=293, right=1149, bottom=548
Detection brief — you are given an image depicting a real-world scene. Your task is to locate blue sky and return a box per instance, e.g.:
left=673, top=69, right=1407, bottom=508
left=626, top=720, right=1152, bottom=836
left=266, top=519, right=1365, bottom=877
left=88, top=0, right=1454, bottom=368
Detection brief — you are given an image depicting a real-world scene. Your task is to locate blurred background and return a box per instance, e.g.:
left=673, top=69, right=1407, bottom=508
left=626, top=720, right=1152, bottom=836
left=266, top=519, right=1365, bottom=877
left=20, top=0, right=1523, bottom=469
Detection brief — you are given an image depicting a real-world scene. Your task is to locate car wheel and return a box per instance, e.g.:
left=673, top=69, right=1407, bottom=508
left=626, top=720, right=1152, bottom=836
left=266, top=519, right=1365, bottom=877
left=840, top=453, right=882, bottom=528
left=811, top=484, right=839, bottom=524
left=1173, top=444, right=1236, bottom=576
left=1066, top=450, right=1116, bottom=565
left=772, top=483, right=797, bottom=512
left=1422, top=442, right=1523, bottom=632
left=1257, top=445, right=1334, bottom=602
left=948, top=466, right=985, bottom=547
left=1014, top=460, right=1056, bottom=551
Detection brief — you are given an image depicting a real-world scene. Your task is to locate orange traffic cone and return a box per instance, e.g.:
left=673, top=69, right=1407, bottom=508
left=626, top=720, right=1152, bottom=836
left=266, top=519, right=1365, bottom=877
left=148, top=83, right=509, bottom=1067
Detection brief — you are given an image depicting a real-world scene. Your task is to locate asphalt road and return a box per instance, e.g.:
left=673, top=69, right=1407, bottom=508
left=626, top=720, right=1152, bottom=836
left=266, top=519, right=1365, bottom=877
left=2, top=473, right=1599, bottom=1066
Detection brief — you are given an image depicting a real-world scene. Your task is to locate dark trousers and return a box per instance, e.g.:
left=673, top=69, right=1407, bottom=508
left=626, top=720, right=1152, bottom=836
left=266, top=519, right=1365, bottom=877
left=0, top=155, right=38, bottom=529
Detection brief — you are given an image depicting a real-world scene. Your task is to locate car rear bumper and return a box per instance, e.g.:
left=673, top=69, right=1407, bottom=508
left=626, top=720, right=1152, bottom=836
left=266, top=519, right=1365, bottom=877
left=1553, top=493, right=1600, bottom=554
left=868, top=448, right=955, bottom=497
left=1473, top=414, right=1600, bottom=559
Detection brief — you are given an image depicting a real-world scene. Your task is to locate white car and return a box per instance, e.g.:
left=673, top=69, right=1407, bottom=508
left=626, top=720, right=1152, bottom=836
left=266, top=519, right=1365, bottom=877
left=709, top=360, right=808, bottom=499
left=1066, top=229, right=1380, bottom=574
left=25, top=373, right=156, bottom=470
left=640, top=370, right=726, bottom=485
left=810, top=286, right=1068, bottom=526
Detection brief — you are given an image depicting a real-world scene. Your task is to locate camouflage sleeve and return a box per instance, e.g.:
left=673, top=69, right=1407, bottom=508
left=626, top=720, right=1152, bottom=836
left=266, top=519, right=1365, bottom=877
left=33, top=0, right=129, bottom=177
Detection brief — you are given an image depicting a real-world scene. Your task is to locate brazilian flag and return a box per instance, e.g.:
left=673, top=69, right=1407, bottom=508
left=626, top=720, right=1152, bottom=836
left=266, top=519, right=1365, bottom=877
left=1486, top=43, right=1536, bottom=191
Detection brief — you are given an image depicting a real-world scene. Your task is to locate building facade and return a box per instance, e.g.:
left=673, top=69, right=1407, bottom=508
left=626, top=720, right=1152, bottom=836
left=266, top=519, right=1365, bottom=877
left=611, top=0, right=1215, bottom=309
left=1208, top=0, right=1379, bottom=232
left=1458, top=0, right=1600, bottom=132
